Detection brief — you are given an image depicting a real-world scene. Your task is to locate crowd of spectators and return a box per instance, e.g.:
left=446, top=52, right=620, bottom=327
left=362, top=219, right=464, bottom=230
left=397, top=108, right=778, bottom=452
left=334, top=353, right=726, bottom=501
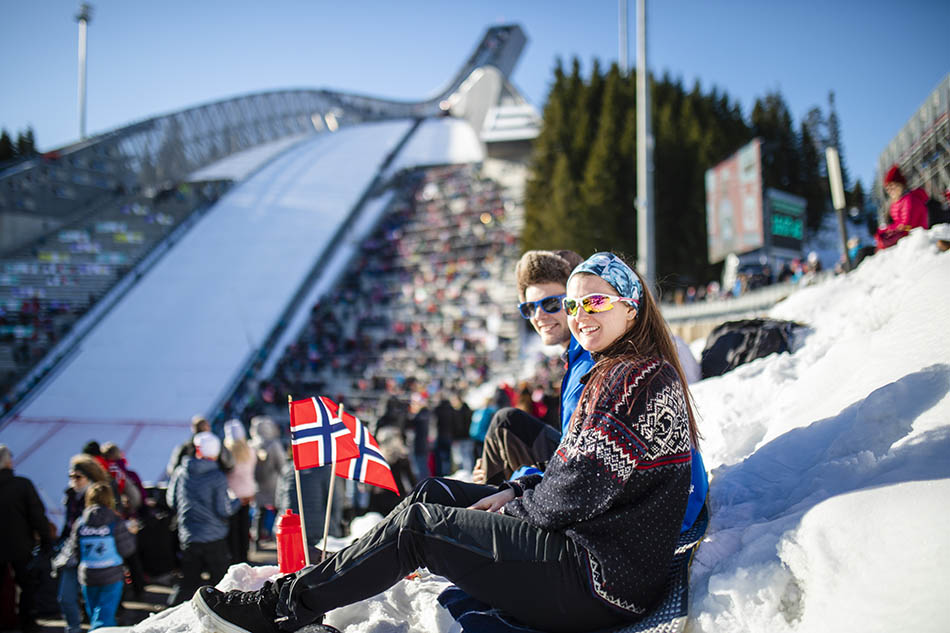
left=232, top=164, right=523, bottom=425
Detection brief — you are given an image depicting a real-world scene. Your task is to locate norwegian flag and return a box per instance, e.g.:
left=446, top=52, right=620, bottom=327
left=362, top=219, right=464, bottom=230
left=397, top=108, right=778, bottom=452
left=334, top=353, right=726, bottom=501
left=322, top=399, right=399, bottom=495
left=288, top=396, right=359, bottom=471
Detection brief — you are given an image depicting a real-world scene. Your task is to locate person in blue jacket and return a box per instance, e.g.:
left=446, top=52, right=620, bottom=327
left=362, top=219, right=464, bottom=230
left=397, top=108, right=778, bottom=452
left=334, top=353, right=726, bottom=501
left=191, top=252, right=700, bottom=633
left=166, top=431, right=239, bottom=606
left=473, top=249, right=594, bottom=485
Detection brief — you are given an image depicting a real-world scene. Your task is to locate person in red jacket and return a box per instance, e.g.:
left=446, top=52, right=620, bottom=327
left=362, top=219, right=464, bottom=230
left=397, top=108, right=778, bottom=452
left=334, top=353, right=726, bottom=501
left=876, top=164, right=929, bottom=250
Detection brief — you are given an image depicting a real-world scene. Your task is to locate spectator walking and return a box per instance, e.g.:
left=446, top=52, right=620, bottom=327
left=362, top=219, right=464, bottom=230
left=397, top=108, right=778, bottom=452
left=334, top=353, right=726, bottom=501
left=224, top=420, right=257, bottom=565
left=57, top=482, right=135, bottom=630
left=433, top=395, right=457, bottom=476
left=275, top=453, right=344, bottom=552
left=100, top=442, right=147, bottom=599
left=54, top=454, right=111, bottom=633
left=468, top=396, right=496, bottom=468
left=408, top=394, right=432, bottom=482
left=166, top=431, right=239, bottom=606
left=0, top=445, right=52, bottom=633
left=166, top=415, right=210, bottom=478
left=249, top=415, right=283, bottom=546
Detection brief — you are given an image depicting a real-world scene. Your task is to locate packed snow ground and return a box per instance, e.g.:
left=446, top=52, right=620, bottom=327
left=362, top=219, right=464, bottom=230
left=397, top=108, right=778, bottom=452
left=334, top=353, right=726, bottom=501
left=129, top=227, right=950, bottom=633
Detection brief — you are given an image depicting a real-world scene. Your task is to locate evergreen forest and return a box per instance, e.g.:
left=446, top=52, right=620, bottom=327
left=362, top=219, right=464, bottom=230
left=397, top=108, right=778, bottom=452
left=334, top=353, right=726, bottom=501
left=522, top=59, right=863, bottom=289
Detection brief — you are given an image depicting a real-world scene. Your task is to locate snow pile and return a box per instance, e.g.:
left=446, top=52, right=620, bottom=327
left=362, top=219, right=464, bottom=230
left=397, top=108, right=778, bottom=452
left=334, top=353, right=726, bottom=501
left=130, top=227, right=950, bottom=632
left=690, top=227, right=950, bottom=633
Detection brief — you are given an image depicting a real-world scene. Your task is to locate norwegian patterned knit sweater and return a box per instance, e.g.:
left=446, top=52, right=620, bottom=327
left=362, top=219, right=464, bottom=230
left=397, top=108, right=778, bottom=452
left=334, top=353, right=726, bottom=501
left=502, top=357, right=692, bottom=618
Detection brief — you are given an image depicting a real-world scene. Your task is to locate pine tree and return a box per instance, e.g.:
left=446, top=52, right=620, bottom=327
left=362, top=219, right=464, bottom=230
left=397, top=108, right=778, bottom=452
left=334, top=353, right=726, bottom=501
left=799, top=122, right=828, bottom=232
left=0, top=129, right=13, bottom=162
left=523, top=59, right=569, bottom=251
left=579, top=64, right=631, bottom=256
left=16, top=127, right=36, bottom=157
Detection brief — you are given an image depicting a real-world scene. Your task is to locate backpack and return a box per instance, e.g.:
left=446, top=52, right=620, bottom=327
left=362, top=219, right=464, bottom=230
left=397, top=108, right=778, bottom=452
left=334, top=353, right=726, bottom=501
left=701, top=319, right=803, bottom=378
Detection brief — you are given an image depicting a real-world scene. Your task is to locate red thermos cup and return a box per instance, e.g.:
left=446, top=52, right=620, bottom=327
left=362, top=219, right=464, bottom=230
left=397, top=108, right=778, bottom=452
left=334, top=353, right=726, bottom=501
left=275, top=509, right=306, bottom=574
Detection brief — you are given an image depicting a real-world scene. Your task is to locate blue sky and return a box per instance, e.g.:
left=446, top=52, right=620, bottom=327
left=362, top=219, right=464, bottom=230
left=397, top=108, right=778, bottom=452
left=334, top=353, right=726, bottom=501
left=1, top=1, right=947, bottom=190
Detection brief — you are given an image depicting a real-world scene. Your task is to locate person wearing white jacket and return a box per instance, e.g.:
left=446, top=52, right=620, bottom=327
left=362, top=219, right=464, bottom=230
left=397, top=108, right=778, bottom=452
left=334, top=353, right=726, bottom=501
left=224, top=420, right=257, bottom=564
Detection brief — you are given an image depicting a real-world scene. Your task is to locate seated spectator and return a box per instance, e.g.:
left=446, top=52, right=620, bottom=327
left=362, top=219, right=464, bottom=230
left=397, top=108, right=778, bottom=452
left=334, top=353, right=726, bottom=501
left=876, top=164, right=929, bottom=250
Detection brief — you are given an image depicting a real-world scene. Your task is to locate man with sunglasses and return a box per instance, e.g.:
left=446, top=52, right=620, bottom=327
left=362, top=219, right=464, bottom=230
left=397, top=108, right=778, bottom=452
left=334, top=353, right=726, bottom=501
left=473, top=249, right=595, bottom=485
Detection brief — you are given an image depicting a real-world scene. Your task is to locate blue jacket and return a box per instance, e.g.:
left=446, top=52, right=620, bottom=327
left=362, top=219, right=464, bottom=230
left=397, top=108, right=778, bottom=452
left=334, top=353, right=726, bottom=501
left=560, top=336, right=595, bottom=433
left=167, top=456, right=239, bottom=545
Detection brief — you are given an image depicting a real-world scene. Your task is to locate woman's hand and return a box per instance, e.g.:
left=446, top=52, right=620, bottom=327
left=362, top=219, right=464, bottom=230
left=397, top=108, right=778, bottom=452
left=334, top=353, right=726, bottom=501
left=471, top=458, right=487, bottom=485
left=468, top=488, right=515, bottom=513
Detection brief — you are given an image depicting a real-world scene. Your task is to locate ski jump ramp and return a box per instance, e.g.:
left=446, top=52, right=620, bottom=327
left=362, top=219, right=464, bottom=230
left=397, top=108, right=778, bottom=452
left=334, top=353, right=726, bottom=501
left=3, top=121, right=417, bottom=520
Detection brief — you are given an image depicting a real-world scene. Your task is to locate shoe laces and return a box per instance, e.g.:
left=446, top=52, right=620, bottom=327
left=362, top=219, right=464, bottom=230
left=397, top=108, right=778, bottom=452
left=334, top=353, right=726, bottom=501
left=221, top=581, right=278, bottom=611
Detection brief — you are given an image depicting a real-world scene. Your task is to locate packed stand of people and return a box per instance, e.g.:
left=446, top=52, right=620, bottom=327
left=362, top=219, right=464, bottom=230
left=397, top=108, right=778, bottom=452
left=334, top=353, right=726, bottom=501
left=231, top=164, right=521, bottom=428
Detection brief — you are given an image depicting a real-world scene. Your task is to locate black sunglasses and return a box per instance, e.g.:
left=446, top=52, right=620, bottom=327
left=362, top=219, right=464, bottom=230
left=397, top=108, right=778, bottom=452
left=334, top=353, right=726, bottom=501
left=518, top=294, right=566, bottom=319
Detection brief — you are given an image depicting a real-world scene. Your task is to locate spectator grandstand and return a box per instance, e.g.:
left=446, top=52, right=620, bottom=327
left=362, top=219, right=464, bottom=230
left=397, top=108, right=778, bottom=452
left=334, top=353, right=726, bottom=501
left=221, top=163, right=524, bottom=425
left=0, top=181, right=228, bottom=411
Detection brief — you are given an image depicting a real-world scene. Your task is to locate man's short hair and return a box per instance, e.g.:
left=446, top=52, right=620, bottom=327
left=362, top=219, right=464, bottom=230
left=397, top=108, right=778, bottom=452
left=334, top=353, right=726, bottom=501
left=191, top=415, right=209, bottom=434
left=515, top=250, right=583, bottom=299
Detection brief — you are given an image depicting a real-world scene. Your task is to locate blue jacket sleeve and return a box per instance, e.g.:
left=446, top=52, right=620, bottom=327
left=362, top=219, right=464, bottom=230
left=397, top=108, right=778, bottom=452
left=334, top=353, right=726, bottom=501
left=215, top=475, right=240, bottom=519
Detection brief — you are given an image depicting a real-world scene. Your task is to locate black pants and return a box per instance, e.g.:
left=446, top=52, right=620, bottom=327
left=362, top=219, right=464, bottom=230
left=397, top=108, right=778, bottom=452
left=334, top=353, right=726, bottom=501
left=480, top=407, right=562, bottom=485
left=2, top=557, right=35, bottom=629
left=171, top=538, right=230, bottom=606
left=278, top=478, right=625, bottom=633
left=228, top=504, right=251, bottom=564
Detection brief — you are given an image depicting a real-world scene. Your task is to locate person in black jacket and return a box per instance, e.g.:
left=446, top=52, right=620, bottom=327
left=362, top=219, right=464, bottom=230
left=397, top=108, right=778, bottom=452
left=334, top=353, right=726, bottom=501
left=0, top=444, right=52, bottom=633
left=191, top=253, right=700, bottom=633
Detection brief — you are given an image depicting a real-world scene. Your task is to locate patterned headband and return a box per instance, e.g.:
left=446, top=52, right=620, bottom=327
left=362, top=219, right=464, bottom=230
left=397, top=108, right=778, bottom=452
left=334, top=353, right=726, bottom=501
left=568, top=252, right=642, bottom=308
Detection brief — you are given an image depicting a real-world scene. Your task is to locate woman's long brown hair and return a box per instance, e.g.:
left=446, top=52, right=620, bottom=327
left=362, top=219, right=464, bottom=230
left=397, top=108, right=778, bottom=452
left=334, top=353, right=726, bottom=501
left=571, top=263, right=700, bottom=446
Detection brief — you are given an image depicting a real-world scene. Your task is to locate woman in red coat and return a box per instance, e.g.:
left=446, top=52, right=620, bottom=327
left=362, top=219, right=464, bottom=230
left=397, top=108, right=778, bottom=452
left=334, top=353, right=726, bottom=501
left=876, top=164, right=929, bottom=249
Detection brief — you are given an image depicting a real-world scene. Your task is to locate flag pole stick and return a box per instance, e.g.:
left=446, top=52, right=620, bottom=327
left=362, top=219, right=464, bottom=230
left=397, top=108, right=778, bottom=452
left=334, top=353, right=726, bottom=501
left=289, top=395, right=311, bottom=567
left=320, top=402, right=341, bottom=563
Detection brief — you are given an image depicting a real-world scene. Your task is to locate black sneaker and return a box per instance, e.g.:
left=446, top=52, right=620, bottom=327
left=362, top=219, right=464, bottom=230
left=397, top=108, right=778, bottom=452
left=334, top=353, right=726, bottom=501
left=191, top=581, right=284, bottom=633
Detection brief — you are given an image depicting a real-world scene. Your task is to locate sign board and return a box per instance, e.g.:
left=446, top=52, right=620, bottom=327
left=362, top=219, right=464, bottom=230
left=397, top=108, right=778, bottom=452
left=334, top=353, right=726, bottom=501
left=765, top=188, right=805, bottom=252
left=705, top=138, right=764, bottom=263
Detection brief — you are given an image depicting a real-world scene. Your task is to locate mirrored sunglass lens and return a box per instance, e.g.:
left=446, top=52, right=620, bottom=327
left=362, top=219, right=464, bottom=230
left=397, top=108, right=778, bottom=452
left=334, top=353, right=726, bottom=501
left=584, top=295, right=614, bottom=312
left=540, top=297, right=562, bottom=313
left=563, top=299, right=578, bottom=315
left=518, top=302, right=535, bottom=318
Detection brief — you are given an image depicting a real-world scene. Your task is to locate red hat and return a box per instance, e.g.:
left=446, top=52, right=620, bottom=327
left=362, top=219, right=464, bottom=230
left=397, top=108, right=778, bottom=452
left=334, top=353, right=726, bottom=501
left=884, top=164, right=906, bottom=186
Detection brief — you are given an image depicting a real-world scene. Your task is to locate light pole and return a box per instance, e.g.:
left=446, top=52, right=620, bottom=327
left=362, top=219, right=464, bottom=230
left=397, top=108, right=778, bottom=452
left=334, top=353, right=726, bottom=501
left=636, top=0, right=655, bottom=290
left=76, top=3, right=93, bottom=140
left=619, top=0, right=628, bottom=74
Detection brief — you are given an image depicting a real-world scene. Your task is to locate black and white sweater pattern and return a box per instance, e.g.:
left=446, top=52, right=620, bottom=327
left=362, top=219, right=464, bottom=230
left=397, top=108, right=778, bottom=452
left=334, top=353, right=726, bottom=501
left=503, top=357, right=692, bottom=617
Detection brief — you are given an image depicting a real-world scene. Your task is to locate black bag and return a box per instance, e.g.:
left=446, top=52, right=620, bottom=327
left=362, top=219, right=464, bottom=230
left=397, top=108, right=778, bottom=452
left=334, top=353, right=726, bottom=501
left=701, top=318, right=803, bottom=378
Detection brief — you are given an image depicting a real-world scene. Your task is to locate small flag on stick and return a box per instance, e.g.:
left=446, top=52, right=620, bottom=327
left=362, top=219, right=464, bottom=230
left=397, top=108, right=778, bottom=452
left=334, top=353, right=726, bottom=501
left=289, top=396, right=359, bottom=471
left=321, top=398, right=399, bottom=495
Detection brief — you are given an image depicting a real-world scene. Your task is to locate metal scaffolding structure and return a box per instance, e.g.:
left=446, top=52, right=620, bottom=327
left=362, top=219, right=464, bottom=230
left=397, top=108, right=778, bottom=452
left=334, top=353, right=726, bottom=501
left=0, top=24, right=526, bottom=245
left=877, top=74, right=949, bottom=208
